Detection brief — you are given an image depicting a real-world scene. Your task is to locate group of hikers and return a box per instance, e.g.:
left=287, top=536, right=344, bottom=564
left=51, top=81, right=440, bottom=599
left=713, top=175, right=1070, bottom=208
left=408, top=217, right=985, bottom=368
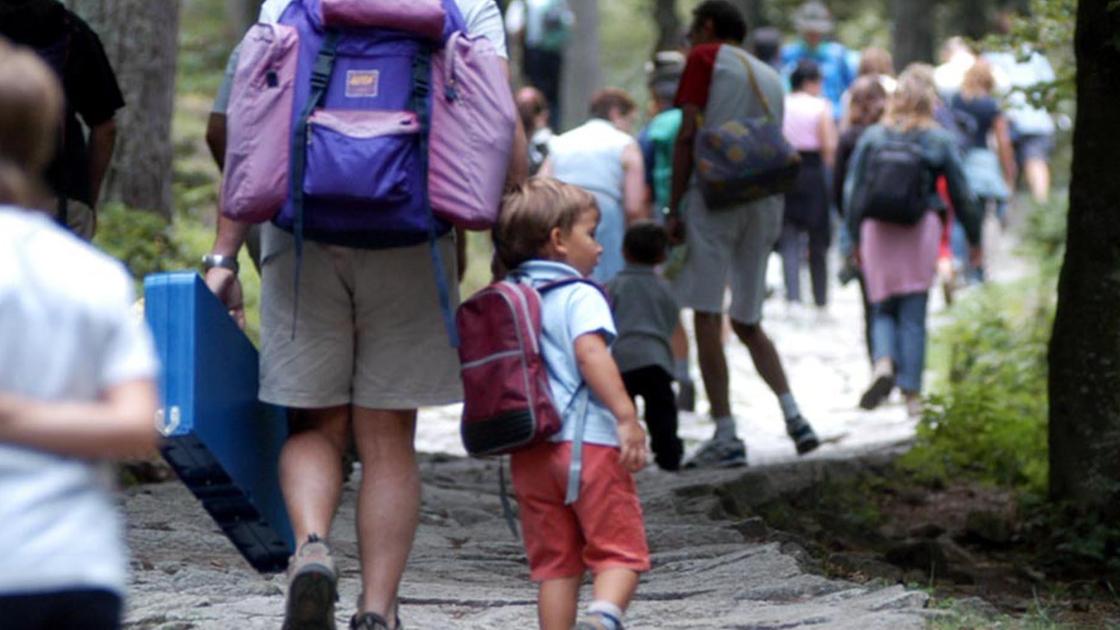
left=0, top=0, right=1058, bottom=629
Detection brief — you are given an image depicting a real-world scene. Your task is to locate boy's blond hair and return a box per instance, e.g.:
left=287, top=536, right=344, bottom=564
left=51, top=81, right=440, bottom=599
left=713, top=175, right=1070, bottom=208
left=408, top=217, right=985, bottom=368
left=494, top=177, right=597, bottom=271
left=0, top=37, right=63, bottom=205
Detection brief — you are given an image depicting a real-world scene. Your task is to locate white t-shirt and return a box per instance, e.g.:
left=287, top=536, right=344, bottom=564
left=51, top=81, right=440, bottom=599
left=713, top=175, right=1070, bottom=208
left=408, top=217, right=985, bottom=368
left=0, top=208, right=158, bottom=596
left=259, top=0, right=507, bottom=58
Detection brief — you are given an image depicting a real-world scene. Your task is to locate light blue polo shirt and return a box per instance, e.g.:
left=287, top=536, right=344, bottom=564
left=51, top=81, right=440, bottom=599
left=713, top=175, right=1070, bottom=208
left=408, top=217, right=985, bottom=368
left=511, top=260, right=619, bottom=447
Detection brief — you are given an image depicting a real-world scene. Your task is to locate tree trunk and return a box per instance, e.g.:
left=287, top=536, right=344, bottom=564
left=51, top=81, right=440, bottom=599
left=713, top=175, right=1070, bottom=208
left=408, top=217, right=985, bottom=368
left=652, top=0, right=681, bottom=53
left=560, top=0, right=601, bottom=132
left=1048, top=0, right=1120, bottom=514
left=65, top=0, right=180, bottom=218
left=225, top=0, right=258, bottom=41
left=890, top=0, right=935, bottom=68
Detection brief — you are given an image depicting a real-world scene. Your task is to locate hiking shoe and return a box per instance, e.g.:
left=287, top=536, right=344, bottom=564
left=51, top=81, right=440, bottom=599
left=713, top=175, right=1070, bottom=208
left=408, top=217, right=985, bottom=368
left=283, top=535, right=338, bottom=630
left=676, top=380, right=696, bottom=413
left=573, top=615, right=622, bottom=630
left=683, top=437, right=747, bottom=469
left=859, top=359, right=895, bottom=410
left=350, top=612, right=400, bottom=630
left=786, top=415, right=820, bottom=455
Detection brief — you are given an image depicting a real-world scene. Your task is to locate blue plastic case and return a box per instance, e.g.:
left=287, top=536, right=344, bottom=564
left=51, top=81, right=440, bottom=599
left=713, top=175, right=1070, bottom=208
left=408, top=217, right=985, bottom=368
left=144, top=272, right=294, bottom=572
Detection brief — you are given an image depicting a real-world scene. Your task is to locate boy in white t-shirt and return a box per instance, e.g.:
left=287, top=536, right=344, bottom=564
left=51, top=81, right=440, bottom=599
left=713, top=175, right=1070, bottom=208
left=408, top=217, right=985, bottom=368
left=0, top=40, right=159, bottom=630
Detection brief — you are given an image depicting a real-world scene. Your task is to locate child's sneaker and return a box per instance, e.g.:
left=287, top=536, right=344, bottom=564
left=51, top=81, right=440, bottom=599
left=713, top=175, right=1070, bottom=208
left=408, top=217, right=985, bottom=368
left=786, top=416, right=820, bottom=455
left=573, top=613, right=623, bottom=629
left=283, top=534, right=338, bottom=630
left=683, top=436, right=747, bottom=468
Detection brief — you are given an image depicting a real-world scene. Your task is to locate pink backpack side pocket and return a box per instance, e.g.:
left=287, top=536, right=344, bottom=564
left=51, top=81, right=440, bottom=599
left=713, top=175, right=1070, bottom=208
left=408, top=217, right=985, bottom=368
left=221, top=23, right=299, bottom=224
left=430, top=32, right=518, bottom=230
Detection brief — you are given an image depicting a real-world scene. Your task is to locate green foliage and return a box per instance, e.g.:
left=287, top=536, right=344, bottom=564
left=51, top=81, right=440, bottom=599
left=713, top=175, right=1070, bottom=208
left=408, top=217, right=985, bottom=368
left=901, top=199, right=1068, bottom=497
left=901, top=279, right=1052, bottom=495
left=93, top=203, right=196, bottom=281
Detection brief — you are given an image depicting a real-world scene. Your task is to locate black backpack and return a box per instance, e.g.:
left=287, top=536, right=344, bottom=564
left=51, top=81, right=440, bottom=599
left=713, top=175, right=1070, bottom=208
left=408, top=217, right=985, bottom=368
left=853, top=131, right=930, bottom=225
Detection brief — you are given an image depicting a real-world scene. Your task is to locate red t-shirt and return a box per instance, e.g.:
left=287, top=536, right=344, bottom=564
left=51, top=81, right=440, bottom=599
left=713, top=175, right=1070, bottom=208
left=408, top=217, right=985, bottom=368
left=674, top=43, right=722, bottom=110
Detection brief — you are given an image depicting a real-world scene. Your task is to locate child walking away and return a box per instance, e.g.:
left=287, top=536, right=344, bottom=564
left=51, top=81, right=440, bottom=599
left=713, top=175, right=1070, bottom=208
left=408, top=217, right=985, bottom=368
left=494, top=178, right=650, bottom=630
left=0, top=40, right=160, bottom=630
left=606, top=222, right=684, bottom=471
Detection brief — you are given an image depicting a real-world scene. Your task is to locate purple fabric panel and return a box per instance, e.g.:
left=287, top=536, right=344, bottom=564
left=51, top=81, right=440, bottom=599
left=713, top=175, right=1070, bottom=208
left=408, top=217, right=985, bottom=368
left=221, top=23, right=300, bottom=223
left=860, top=211, right=942, bottom=303
left=320, top=0, right=446, bottom=41
left=429, top=33, right=517, bottom=229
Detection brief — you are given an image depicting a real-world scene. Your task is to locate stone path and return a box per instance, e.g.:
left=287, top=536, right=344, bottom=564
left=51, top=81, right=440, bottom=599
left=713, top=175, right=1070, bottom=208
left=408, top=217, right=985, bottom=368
left=124, top=226, right=1022, bottom=628
left=124, top=454, right=934, bottom=629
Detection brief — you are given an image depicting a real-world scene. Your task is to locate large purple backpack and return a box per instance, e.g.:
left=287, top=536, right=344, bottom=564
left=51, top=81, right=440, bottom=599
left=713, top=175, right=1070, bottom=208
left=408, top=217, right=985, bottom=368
left=220, top=0, right=516, bottom=342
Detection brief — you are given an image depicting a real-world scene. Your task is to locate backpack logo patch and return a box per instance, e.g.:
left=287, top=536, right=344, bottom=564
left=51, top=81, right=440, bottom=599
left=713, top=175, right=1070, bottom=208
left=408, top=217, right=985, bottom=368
left=345, top=70, right=379, bottom=98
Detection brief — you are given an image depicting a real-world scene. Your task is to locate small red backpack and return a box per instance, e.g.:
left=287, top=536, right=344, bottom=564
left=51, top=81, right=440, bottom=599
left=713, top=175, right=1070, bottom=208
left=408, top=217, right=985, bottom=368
left=456, top=277, right=596, bottom=456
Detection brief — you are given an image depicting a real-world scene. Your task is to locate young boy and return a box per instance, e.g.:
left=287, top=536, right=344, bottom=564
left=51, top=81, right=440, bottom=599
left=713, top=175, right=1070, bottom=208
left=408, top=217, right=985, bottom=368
left=606, top=222, right=684, bottom=471
left=495, top=178, right=650, bottom=630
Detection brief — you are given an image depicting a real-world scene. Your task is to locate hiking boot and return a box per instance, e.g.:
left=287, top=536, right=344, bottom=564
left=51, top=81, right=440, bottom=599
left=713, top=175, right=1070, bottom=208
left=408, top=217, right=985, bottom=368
left=683, top=437, right=747, bottom=469
left=859, top=359, right=895, bottom=410
left=676, top=380, right=696, bottom=413
left=350, top=612, right=401, bottom=630
left=283, top=534, right=338, bottom=630
left=786, top=416, right=820, bottom=455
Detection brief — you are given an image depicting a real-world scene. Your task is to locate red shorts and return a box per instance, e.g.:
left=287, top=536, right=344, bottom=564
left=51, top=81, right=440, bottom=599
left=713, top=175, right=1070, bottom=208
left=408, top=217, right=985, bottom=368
left=510, top=441, right=651, bottom=581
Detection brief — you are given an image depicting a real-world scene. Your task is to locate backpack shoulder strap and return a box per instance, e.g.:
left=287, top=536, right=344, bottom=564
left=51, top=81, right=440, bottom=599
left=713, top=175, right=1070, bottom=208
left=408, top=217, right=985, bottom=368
left=728, top=48, right=773, bottom=120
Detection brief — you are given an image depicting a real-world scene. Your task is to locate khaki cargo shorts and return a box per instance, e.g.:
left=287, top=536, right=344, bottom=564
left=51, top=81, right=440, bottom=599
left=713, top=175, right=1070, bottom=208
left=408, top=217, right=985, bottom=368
left=671, top=188, right=783, bottom=326
left=258, top=223, right=462, bottom=410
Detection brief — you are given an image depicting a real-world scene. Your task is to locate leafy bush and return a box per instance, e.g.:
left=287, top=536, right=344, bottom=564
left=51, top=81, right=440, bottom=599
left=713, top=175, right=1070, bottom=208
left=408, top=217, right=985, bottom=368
left=901, top=281, right=1052, bottom=495
left=93, top=203, right=196, bottom=280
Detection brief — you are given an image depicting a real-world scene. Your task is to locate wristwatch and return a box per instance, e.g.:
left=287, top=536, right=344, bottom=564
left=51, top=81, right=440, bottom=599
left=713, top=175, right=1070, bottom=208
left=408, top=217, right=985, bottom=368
left=201, top=253, right=239, bottom=274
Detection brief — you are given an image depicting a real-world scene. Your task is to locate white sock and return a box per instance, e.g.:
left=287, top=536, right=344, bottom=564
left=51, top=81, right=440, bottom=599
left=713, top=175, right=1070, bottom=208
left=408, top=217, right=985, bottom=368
left=779, top=393, right=801, bottom=423
left=674, top=358, right=691, bottom=383
left=587, top=600, right=624, bottom=630
left=713, top=415, right=737, bottom=440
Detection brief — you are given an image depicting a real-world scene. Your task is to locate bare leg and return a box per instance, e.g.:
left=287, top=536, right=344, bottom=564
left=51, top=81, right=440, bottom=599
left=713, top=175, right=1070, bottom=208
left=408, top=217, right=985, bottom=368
left=352, top=408, right=421, bottom=626
left=693, top=311, right=730, bottom=418
left=280, top=406, right=351, bottom=543
left=539, top=576, right=581, bottom=630
left=730, top=320, right=790, bottom=397
left=670, top=319, right=689, bottom=363
left=1024, top=158, right=1050, bottom=203
left=591, top=568, right=640, bottom=614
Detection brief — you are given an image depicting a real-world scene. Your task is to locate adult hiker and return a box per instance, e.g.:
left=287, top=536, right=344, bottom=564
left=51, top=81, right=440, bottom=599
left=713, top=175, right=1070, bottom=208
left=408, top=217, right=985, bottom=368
left=0, top=0, right=124, bottom=240
left=203, top=1, right=521, bottom=629
left=843, top=65, right=982, bottom=418
left=541, top=88, right=649, bottom=284
left=504, top=0, right=573, bottom=129
left=780, top=1, right=856, bottom=122
left=667, top=0, right=821, bottom=467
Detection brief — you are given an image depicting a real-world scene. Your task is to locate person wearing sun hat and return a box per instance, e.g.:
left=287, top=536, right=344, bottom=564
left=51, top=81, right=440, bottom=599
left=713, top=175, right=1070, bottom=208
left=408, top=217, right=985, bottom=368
left=780, top=1, right=856, bottom=121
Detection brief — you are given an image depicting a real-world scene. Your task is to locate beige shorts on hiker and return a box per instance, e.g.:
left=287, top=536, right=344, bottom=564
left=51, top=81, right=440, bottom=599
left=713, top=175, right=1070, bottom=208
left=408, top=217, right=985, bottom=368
left=258, top=223, right=462, bottom=410
left=671, top=188, right=783, bottom=326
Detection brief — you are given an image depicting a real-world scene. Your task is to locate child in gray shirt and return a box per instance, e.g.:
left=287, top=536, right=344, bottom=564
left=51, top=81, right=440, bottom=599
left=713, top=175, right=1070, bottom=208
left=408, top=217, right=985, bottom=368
left=606, top=222, right=684, bottom=470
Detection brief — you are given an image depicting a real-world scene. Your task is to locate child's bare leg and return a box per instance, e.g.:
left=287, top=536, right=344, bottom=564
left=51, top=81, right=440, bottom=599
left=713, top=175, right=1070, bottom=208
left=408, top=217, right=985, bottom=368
left=539, top=575, right=581, bottom=630
left=586, top=568, right=640, bottom=626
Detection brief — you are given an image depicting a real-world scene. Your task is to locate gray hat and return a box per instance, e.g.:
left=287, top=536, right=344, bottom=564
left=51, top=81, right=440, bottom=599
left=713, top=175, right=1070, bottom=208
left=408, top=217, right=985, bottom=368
left=646, top=50, right=686, bottom=102
left=793, top=1, right=834, bottom=34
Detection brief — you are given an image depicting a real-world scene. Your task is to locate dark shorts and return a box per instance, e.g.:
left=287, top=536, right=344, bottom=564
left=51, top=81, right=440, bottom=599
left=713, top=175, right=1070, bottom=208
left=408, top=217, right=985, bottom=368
left=1014, top=133, right=1053, bottom=164
left=0, top=589, right=121, bottom=630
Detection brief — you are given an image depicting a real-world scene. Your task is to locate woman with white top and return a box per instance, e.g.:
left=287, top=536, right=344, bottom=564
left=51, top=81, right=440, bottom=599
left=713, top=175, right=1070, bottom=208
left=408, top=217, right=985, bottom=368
left=541, top=88, right=648, bottom=283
